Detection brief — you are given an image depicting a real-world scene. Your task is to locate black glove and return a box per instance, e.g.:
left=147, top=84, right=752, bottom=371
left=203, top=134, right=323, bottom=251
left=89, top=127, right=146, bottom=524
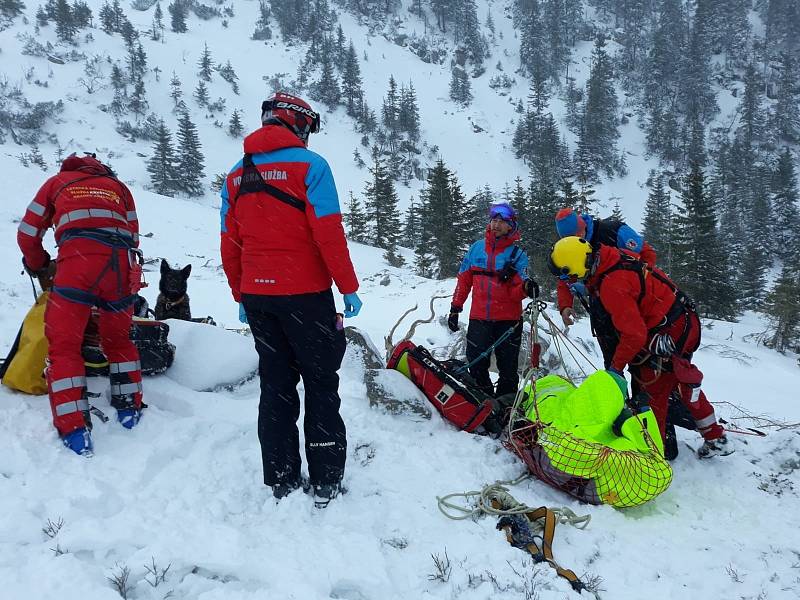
left=22, top=255, right=50, bottom=277
left=447, top=312, right=459, bottom=332
left=523, top=278, right=539, bottom=299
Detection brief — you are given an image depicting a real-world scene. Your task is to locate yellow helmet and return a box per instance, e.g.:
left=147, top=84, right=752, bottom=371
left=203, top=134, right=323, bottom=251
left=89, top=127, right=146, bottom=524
left=548, top=236, right=594, bottom=279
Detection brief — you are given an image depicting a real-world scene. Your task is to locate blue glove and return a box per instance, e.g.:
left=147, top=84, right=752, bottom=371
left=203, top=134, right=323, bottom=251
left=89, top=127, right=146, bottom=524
left=606, top=368, right=628, bottom=398
left=568, top=281, right=587, bottom=297
left=239, top=302, right=248, bottom=324
left=343, top=293, right=362, bottom=318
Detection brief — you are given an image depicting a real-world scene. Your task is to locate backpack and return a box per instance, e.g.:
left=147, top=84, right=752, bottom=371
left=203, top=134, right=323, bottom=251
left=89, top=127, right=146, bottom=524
left=387, top=341, right=506, bottom=435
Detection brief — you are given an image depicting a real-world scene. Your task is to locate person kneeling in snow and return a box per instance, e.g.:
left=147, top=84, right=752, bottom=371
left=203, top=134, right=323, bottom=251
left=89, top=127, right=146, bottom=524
left=17, top=153, right=145, bottom=456
left=448, top=202, right=539, bottom=398
left=547, top=236, right=731, bottom=459
left=220, top=92, right=361, bottom=508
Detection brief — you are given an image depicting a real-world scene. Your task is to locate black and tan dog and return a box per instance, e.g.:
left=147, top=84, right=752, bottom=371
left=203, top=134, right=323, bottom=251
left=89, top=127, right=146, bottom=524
left=154, top=259, right=215, bottom=325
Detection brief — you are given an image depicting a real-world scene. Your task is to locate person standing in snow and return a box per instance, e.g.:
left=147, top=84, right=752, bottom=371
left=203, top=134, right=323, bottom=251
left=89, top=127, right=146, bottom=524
left=220, top=92, right=362, bottom=507
left=448, top=202, right=539, bottom=398
left=553, top=207, right=657, bottom=367
left=17, top=153, right=145, bottom=456
left=547, top=237, right=730, bottom=459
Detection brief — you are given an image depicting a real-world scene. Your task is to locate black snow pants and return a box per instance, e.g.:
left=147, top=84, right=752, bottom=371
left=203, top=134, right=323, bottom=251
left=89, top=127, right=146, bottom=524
left=465, top=318, right=522, bottom=397
left=241, top=289, right=347, bottom=488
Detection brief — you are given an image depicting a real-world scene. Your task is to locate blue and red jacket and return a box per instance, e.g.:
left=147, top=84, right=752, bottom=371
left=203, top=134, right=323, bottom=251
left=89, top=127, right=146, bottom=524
left=220, top=125, right=359, bottom=300
left=452, top=227, right=530, bottom=321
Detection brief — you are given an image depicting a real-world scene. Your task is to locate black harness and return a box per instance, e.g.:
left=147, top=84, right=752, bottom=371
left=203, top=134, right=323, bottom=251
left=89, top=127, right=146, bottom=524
left=233, top=153, right=306, bottom=211
left=586, top=254, right=696, bottom=359
left=473, top=245, right=522, bottom=281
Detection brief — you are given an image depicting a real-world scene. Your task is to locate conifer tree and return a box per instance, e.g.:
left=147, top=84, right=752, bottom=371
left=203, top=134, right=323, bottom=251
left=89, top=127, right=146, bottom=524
left=168, top=0, right=187, bottom=33
left=363, top=147, right=402, bottom=258
left=772, top=148, right=800, bottom=261
left=738, top=192, right=770, bottom=307
left=152, top=2, right=164, bottom=40
left=228, top=109, right=244, bottom=138
left=642, top=171, right=673, bottom=273
left=176, top=110, right=205, bottom=196
left=398, top=82, right=420, bottom=142
left=129, top=79, right=148, bottom=120
left=402, top=198, right=420, bottom=249
left=341, top=41, right=363, bottom=117
left=0, top=0, right=26, bottom=19
left=194, top=80, right=209, bottom=107
left=218, top=60, right=240, bottom=95
left=54, top=0, right=77, bottom=42
left=147, top=120, right=178, bottom=196
left=771, top=53, right=800, bottom=145
left=345, top=192, right=367, bottom=243
left=312, top=37, right=340, bottom=108
left=763, top=262, right=800, bottom=352
left=109, top=64, right=127, bottom=115
left=672, top=162, right=736, bottom=319
left=197, top=43, right=213, bottom=82
left=417, top=159, right=470, bottom=278
left=581, top=35, right=621, bottom=177
left=169, top=72, right=183, bottom=110
left=449, top=65, right=472, bottom=106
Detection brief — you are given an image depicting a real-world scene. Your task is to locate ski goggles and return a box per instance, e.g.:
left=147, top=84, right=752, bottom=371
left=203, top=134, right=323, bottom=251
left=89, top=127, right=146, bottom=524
left=488, top=204, right=515, bottom=222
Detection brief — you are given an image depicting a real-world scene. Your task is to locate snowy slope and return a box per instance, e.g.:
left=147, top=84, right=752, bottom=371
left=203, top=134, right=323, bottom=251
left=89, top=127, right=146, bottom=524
left=1, top=169, right=800, bottom=600
left=1, top=2, right=800, bottom=599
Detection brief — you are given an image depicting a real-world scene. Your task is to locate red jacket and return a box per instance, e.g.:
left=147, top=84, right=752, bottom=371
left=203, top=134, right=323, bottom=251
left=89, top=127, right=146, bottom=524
left=18, top=155, right=139, bottom=271
left=452, top=227, right=529, bottom=321
left=557, top=241, right=657, bottom=312
left=586, top=245, right=677, bottom=371
left=220, top=125, right=358, bottom=300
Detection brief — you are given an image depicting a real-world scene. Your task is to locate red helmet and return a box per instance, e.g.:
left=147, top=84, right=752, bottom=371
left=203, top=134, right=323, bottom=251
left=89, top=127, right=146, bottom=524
left=261, top=92, right=320, bottom=144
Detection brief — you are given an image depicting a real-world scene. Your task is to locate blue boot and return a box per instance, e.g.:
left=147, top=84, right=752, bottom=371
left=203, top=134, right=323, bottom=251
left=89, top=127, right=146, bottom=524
left=116, top=408, right=141, bottom=430
left=62, top=427, right=93, bottom=456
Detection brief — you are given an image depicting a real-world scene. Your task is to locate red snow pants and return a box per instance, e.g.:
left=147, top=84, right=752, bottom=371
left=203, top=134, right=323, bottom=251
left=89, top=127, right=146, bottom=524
left=45, top=244, right=142, bottom=436
left=634, top=310, right=724, bottom=443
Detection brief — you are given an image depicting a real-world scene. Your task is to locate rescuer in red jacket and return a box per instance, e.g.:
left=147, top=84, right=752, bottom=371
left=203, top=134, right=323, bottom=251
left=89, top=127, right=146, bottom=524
left=547, top=237, right=731, bottom=459
left=17, top=154, right=144, bottom=456
left=220, top=92, right=361, bottom=507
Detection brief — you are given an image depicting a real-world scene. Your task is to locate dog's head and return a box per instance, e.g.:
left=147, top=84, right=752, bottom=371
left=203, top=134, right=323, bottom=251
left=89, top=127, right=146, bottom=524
left=159, top=259, right=191, bottom=300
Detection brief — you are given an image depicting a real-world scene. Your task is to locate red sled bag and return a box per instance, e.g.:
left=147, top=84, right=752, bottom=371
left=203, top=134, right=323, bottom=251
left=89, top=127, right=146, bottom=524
left=388, top=341, right=499, bottom=434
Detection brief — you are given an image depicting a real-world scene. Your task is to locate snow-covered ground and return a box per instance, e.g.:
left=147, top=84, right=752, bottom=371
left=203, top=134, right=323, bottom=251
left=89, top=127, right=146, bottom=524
left=1, top=172, right=799, bottom=600
left=1, top=1, right=800, bottom=598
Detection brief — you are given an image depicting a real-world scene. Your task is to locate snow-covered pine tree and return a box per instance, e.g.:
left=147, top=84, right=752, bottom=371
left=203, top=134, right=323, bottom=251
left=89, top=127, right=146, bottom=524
left=53, top=0, right=78, bottom=42
left=344, top=191, right=367, bottom=244
left=363, top=147, right=402, bottom=259
left=168, top=0, right=187, bottom=33
left=738, top=191, right=770, bottom=307
left=763, top=261, right=800, bottom=353
left=252, top=0, right=271, bottom=40
left=581, top=35, right=621, bottom=178
left=0, top=0, right=26, bottom=19
left=642, top=171, right=673, bottom=274
left=311, top=36, right=340, bottom=108
left=175, top=110, right=205, bottom=196
left=147, top=119, right=178, bottom=196
left=402, top=197, right=420, bottom=249
left=217, top=60, right=239, bottom=95
left=129, top=79, right=148, bottom=120
left=416, top=159, right=470, bottom=278
left=341, top=41, right=363, bottom=118
left=770, top=53, right=800, bottom=145
left=671, top=162, right=737, bottom=319
left=151, top=2, right=165, bottom=41
left=449, top=65, right=472, bottom=106
left=197, top=43, right=213, bottom=82
left=194, top=80, right=209, bottom=107
left=169, top=71, right=183, bottom=110
left=772, top=148, right=800, bottom=261
left=228, top=109, right=243, bottom=138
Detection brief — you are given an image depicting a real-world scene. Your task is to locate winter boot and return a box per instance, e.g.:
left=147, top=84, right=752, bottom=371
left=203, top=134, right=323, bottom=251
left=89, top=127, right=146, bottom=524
left=697, top=434, right=734, bottom=459
left=663, top=422, right=679, bottom=461
left=110, top=393, right=141, bottom=430
left=62, top=427, right=93, bottom=457
left=271, top=477, right=309, bottom=500
left=312, top=482, right=342, bottom=509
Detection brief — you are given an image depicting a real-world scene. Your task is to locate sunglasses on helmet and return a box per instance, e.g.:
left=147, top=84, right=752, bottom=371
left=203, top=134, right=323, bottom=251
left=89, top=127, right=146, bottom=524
left=261, top=98, right=321, bottom=134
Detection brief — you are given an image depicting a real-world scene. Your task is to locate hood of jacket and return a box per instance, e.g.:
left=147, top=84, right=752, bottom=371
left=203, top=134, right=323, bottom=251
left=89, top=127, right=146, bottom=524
left=243, top=124, right=306, bottom=155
